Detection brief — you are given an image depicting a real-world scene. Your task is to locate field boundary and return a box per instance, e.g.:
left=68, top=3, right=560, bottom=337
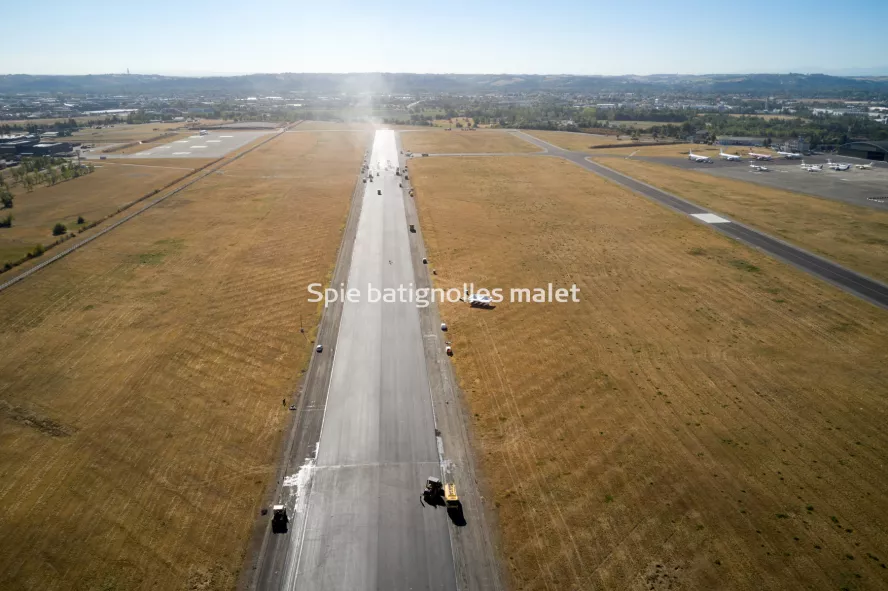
left=0, top=122, right=302, bottom=293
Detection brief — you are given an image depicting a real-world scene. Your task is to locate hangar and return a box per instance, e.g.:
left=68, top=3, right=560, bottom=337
left=837, top=140, right=888, bottom=162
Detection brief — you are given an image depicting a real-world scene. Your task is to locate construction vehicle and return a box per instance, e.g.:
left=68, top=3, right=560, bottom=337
left=409, top=224, right=416, bottom=233
left=271, top=505, right=289, bottom=533
left=378, top=189, right=382, bottom=195
left=423, top=477, right=461, bottom=512
left=396, top=167, right=401, bottom=176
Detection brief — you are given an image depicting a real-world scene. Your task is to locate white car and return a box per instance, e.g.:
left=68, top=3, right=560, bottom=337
left=316, top=344, right=323, bottom=353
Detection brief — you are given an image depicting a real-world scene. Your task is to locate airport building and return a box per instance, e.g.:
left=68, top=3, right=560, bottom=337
left=30, top=142, right=71, bottom=156
left=837, top=140, right=888, bottom=162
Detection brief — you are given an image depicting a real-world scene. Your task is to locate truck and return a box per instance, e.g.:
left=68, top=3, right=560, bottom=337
left=271, top=505, right=289, bottom=533
left=409, top=224, right=416, bottom=233
left=423, top=477, right=462, bottom=514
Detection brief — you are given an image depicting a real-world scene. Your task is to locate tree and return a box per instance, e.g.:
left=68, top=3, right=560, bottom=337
left=52, top=222, right=67, bottom=236
left=77, top=215, right=85, bottom=225
left=1, top=190, right=13, bottom=209
left=0, top=214, right=12, bottom=228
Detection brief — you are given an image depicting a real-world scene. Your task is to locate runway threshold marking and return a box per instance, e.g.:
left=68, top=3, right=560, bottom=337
left=691, top=213, right=731, bottom=224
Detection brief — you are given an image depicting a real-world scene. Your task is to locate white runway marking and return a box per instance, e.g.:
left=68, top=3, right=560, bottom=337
left=174, top=140, right=188, bottom=143
left=190, top=145, right=207, bottom=149
left=220, top=135, right=233, bottom=138
left=692, top=213, right=731, bottom=224
left=156, top=146, right=170, bottom=149
left=172, top=151, right=191, bottom=155
left=207, top=140, right=221, bottom=143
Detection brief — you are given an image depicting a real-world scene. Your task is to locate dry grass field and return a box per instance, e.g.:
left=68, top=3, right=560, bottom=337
left=291, top=120, right=429, bottom=131
left=0, top=130, right=368, bottom=590
left=67, top=122, right=187, bottom=145
left=411, top=155, right=888, bottom=591
left=0, top=161, right=209, bottom=266
left=402, top=130, right=539, bottom=154
left=596, top=158, right=888, bottom=284
left=526, top=130, right=641, bottom=151
left=101, top=132, right=195, bottom=154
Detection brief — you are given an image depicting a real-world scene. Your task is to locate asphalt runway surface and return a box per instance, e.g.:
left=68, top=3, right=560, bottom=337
left=82, top=130, right=273, bottom=159
left=266, top=130, right=456, bottom=591
left=513, top=132, right=888, bottom=309
left=628, top=155, right=888, bottom=211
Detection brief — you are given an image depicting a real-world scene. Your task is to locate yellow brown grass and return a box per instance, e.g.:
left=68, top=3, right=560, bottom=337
left=597, top=158, right=888, bottom=284
left=411, top=155, right=888, bottom=591
left=0, top=130, right=369, bottom=590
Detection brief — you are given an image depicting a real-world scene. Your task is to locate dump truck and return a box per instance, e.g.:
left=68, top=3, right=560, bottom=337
left=443, top=483, right=460, bottom=511
left=271, top=505, right=289, bottom=533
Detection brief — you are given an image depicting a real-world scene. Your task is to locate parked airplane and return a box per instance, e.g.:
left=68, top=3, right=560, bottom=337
left=800, top=161, right=822, bottom=172
left=748, top=150, right=773, bottom=161
left=750, top=164, right=769, bottom=172
left=856, top=162, right=874, bottom=170
left=688, top=151, right=713, bottom=163
left=778, top=150, right=803, bottom=159
left=827, top=159, right=851, bottom=171
left=720, top=150, right=742, bottom=161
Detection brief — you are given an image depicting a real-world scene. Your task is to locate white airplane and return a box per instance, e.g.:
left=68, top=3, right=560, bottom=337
left=855, top=162, right=874, bottom=170
left=719, top=149, right=742, bottom=161
left=827, top=159, right=851, bottom=171
left=778, top=150, right=803, bottom=159
left=750, top=164, right=769, bottom=172
left=800, top=161, right=822, bottom=172
left=688, top=151, right=713, bottom=163
left=748, top=150, right=773, bottom=161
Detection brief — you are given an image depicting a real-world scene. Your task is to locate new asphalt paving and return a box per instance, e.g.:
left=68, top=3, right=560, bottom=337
left=267, top=130, right=456, bottom=591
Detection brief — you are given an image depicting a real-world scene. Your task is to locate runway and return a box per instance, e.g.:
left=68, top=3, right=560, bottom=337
left=260, top=130, right=456, bottom=591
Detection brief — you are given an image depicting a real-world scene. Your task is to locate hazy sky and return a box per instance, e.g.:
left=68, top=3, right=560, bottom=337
left=4, top=0, right=887, bottom=76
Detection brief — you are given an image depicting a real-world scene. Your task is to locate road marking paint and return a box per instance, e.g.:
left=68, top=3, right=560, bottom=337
left=190, top=145, right=207, bottom=149
left=206, top=140, right=221, bottom=143
left=220, top=135, right=233, bottom=138
left=172, top=151, right=191, bottom=155
left=174, top=140, right=189, bottom=143
left=691, top=213, right=730, bottom=224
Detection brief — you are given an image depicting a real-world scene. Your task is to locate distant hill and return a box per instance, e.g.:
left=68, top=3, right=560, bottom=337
left=3, top=73, right=888, bottom=97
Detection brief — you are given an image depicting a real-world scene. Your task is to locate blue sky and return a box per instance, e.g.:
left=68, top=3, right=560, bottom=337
left=3, top=0, right=887, bottom=76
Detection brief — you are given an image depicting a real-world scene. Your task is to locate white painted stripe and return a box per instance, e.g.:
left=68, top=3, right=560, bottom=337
left=190, top=145, right=207, bottom=149
left=206, top=140, right=221, bottom=143
left=692, top=213, right=730, bottom=224
left=220, top=135, right=233, bottom=138
left=174, top=140, right=188, bottom=143
left=172, top=151, right=191, bottom=155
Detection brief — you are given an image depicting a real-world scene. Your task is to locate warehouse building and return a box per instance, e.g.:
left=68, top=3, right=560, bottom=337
left=837, top=140, right=888, bottom=162
left=31, top=142, right=72, bottom=156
